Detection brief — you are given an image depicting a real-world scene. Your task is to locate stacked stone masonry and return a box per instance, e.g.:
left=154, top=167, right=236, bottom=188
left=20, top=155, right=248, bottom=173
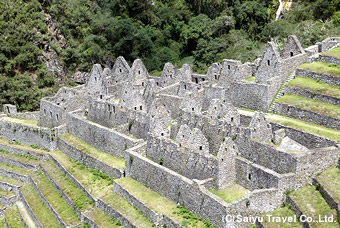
left=0, top=36, right=339, bottom=228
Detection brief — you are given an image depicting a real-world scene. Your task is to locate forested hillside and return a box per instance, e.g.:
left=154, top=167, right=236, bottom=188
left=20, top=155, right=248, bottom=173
left=1, top=0, right=340, bottom=111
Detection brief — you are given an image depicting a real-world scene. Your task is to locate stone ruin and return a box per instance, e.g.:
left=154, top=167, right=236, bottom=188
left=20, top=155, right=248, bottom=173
left=0, top=36, right=339, bottom=228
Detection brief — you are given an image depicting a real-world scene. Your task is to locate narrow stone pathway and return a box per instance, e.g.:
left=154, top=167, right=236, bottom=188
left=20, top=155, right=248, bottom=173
left=16, top=201, right=37, bottom=228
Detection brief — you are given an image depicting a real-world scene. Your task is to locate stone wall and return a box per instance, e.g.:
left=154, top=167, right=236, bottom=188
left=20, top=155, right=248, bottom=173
left=274, top=102, right=340, bottom=130
left=38, top=99, right=65, bottom=128
left=82, top=214, right=99, bottom=228
left=0, top=118, right=56, bottom=150
left=0, top=155, right=37, bottom=171
left=227, top=82, right=270, bottom=111
left=57, top=138, right=124, bottom=178
left=88, top=98, right=127, bottom=128
left=126, top=146, right=285, bottom=228
left=12, top=111, right=39, bottom=121
left=29, top=176, right=67, bottom=227
left=296, top=68, right=340, bottom=86
left=88, top=98, right=152, bottom=140
left=96, top=198, right=137, bottom=228
left=319, top=55, right=340, bottom=65
left=48, top=155, right=96, bottom=203
left=0, top=143, right=46, bottom=160
left=157, top=94, right=183, bottom=120
left=18, top=189, right=43, bottom=227
left=270, top=122, right=336, bottom=149
left=40, top=165, right=82, bottom=217
left=235, top=157, right=296, bottom=190
left=38, top=85, right=88, bottom=128
left=237, top=132, right=297, bottom=174
left=125, top=148, right=229, bottom=228
left=202, top=85, right=224, bottom=111
left=66, top=111, right=143, bottom=158
left=295, top=147, right=339, bottom=186
left=0, top=167, right=29, bottom=183
left=145, top=135, right=219, bottom=182
left=285, top=86, right=339, bottom=106
left=174, top=111, right=232, bottom=156
left=113, top=181, right=163, bottom=226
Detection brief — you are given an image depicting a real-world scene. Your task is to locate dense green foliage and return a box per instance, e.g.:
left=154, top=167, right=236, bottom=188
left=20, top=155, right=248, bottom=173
left=1, top=0, right=340, bottom=110
left=0, top=0, right=58, bottom=111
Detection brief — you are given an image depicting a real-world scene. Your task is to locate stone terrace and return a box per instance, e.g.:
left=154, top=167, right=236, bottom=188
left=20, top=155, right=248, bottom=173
left=0, top=36, right=339, bottom=228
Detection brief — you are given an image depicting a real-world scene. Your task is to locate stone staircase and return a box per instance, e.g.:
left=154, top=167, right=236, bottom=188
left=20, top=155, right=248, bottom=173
left=269, top=54, right=340, bottom=132
left=268, top=70, right=296, bottom=113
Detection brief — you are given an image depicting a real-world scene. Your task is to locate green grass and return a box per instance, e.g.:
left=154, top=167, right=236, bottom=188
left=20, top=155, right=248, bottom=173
left=86, top=209, right=122, bottom=227
left=21, top=184, right=60, bottom=227
left=1, top=117, right=38, bottom=126
left=289, top=186, right=338, bottom=228
left=0, top=148, right=40, bottom=165
left=0, top=188, right=15, bottom=197
left=316, top=167, right=340, bottom=203
left=0, top=162, right=34, bottom=176
left=266, top=114, right=340, bottom=143
left=5, top=205, right=25, bottom=228
left=0, top=217, right=5, bottom=227
left=42, top=160, right=94, bottom=212
left=238, top=109, right=340, bottom=143
left=59, top=133, right=125, bottom=170
left=297, top=62, right=340, bottom=77
left=287, top=77, right=340, bottom=98
left=0, top=137, right=50, bottom=155
left=209, top=184, right=248, bottom=204
left=277, top=94, right=340, bottom=118
left=323, top=47, right=340, bottom=58
left=150, top=70, right=162, bottom=77
left=0, top=175, right=23, bottom=186
left=51, top=150, right=113, bottom=198
left=115, top=177, right=214, bottom=228
left=32, top=170, right=80, bottom=226
left=101, top=192, right=153, bottom=228
left=245, top=76, right=255, bottom=82
left=261, top=206, right=301, bottom=228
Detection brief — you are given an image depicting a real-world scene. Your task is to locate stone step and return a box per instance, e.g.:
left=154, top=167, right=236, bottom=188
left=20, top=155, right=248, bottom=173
left=274, top=94, right=340, bottom=130
left=256, top=206, right=302, bottom=228
left=284, top=77, right=340, bottom=106
left=0, top=188, right=15, bottom=198
left=49, top=150, right=111, bottom=200
left=235, top=156, right=296, bottom=190
left=84, top=208, right=122, bottom=228
left=0, top=173, right=24, bottom=186
left=0, top=137, right=49, bottom=159
left=20, top=184, right=60, bottom=227
left=16, top=201, right=38, bottom=228
left=5, top=204, right=26, bottom=228
left=41, top=159, right=95, bottom=213
left=99, top=192, right=153, bottom=228
left=313, top=167, right=340, bottom=224
left=296, top=62, right=340, bottom=86
left=0, top=147, right=39, bottom=170
left=287, top=186, right=338, bottom=228
left=58, top=133, right=125, bottom=178
left=114, top=177, right=209, bottom=227
left=50, top=150, right=152, bottom=227
left=31, top=170, right=81, bottom=227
